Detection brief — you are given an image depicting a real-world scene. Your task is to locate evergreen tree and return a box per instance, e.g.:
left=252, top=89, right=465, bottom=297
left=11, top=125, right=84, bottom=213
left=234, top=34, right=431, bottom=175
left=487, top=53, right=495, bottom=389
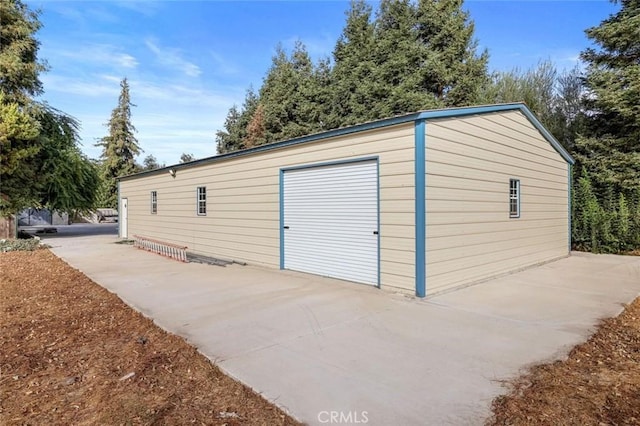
left=0, top=94, right=40, bottom=212
left=329, top=0, right=488, bottom=128
left=0, top=0, right=44, bottom=213
left=329, top=0, right=377, bottom=127
left=415, top=0, right=489, bottom=106
left=0, top=0, right=46, bottom=104
left=218, top=42, right=331, bottom=151
left=245, top=103, right=266, bottom=148
left=216, top=88, right=259, bottom=154
left=576, top=0, right=640, bottom=197
left=568, top=0, right=640, bottom=253
left=215, top=105, right=240, bottom=154
left=142, top=154, right=162, bottom=170
left=179, top=153, right=195, bottom=163
left=259, top=42, right=323, bottom=143
left=371, top=0, right=430, bottom=118
left=96, top=78, right=141, bottom=208
left=310, top=57, right=333, bottom=131
left=1, top=0, right=99, bottom=215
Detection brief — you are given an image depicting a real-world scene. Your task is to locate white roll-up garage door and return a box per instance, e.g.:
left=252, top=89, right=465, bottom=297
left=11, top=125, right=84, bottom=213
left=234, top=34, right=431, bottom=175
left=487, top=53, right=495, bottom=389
left=283, top=159, right=379, bottom=285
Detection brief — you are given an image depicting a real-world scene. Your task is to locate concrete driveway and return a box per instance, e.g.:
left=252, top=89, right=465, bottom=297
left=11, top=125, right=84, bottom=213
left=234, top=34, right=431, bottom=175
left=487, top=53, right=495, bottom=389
left=48, top=235, right=640, bottom=425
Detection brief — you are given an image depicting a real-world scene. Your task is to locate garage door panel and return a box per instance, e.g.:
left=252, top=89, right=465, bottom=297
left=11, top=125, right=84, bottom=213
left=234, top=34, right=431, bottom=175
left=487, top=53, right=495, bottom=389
left=283, top=160, right=379, bottom=285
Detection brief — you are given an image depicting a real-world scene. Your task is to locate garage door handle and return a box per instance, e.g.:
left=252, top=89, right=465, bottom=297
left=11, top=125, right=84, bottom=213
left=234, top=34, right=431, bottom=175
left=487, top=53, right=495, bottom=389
left=283, top=226, right=290, bottom=229
left=373, top=231, right=378, bottom=235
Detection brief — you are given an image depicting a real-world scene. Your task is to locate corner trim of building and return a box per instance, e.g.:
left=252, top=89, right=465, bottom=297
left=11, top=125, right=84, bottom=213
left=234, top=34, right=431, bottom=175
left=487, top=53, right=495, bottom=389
left=376, top=159, right=381, bottom=288
left=117, top=180, right=121, bottom=238
left=415, top=119, right=426, bottom=298
left=279, top=169, right=285, bottom=270
left=568, top=163, right=573, bottom=252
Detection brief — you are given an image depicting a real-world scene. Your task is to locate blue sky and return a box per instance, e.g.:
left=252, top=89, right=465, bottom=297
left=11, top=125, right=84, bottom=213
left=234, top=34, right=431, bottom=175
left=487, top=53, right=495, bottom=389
left=29, top=0, right=617, bottom=166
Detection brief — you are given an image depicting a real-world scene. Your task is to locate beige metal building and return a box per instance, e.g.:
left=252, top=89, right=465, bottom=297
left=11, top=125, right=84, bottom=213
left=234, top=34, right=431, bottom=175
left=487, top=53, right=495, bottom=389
left=118, top=103, right=574, bottom=297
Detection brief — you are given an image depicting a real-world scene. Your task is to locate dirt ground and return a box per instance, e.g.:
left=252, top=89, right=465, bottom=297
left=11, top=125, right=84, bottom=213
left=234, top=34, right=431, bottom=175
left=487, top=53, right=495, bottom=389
left=488, top=296, right=640, bottom=425
left=2, top=249, right=638, bottom=425
left=0, top=249, right=300, bottom=425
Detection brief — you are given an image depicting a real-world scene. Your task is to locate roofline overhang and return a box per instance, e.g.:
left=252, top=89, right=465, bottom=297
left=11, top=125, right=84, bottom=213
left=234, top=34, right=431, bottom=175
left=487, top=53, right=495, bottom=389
left=118, top=102, right=574, bottom=181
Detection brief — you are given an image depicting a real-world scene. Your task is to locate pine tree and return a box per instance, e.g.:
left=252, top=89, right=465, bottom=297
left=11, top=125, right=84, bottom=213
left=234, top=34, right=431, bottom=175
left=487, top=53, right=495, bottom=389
left=329, top=0, right=489, bottom=128
left=142, top=155, right=162, bottom=170
left=245, top=103, right=266, bottom=148
left=0, top=0, right=47, bottom=104
left=179, top=153, right=195, bottom=163
left=216, top=89, right=259, bottom=154
left=96, top=78, right=141, bottom=208
left=568, top=0, right=640, bottom=253
left=0, top=0, right=44, bottom=213
left=415, top=0, right=489, bottom=106
left=309, top=57, right=333, bottom=131
left=259, top=42, right=323, bottom=143
left=371, top=0, right=430, bottom=118
left=576, top=0, right=640, bottom=197
left=329, top=0, right=377, bottom=127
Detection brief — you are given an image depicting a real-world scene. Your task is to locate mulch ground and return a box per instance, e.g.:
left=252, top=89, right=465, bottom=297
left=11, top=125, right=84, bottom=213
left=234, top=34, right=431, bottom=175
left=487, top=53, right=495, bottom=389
left=2, top=249, right=638, bottom=425
left=0, top=249, right=300, bottom=425
left=488, top=295, right=640, bottom=425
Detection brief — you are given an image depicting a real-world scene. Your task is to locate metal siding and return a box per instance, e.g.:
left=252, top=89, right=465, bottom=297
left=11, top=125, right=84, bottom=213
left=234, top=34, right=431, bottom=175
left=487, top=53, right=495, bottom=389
left=425, top=110, right=569, bottom=293
left=118, top=123, right=416, bottom=292
left=283, top=160, right=379, bottom=285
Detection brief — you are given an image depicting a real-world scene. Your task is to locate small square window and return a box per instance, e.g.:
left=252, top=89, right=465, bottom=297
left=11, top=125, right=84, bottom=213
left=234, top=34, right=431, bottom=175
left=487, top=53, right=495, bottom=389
left=197, top=186, right=206, bottom=215
left=509, top=179, right=520, bottom=218
left=150, top=191, right=157, bottom=214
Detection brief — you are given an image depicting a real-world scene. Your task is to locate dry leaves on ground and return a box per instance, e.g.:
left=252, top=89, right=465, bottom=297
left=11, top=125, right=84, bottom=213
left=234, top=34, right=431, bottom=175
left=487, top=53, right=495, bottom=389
left=0, top=249, right=300, bottom=425
left=488, top=295, right=640, bottom=425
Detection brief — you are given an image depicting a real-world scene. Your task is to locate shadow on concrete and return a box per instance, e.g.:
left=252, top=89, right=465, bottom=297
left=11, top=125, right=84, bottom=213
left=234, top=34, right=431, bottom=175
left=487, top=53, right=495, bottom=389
left=21, top=223, right=119, bottom=239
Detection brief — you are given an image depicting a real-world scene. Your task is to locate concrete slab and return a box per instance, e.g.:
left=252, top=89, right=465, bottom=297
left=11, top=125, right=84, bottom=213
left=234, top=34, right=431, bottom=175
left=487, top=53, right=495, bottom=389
left=47, top=235, right=640, bottom=425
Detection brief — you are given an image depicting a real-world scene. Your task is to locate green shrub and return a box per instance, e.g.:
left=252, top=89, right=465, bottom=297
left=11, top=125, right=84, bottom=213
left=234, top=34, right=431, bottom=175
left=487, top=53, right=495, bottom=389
left=573, top=169, right=640, bottom=254
left=0, top=237, right=46, bottom=252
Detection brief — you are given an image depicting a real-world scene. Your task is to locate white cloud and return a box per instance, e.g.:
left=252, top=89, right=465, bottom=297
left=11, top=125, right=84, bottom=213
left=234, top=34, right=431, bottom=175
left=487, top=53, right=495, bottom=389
left=131, top=80, right=238, bottom=108
left=145, top=38, right=201, bottom=77
left=113, top=0, right=162, bottom=17
left=39, top=72, right=242, bottom=165
left=117, top=53, right=138, bottom=68
left=50, top=44, right=138, bottom=69
left=41, top=75, right=121, bottom=98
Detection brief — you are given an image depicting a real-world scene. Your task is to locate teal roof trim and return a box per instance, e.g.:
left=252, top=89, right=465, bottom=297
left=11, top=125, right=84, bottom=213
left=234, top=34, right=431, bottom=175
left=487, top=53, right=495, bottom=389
left=414, top=103, right=574, bottom=165
left=119, top=103, right=573, bottom=181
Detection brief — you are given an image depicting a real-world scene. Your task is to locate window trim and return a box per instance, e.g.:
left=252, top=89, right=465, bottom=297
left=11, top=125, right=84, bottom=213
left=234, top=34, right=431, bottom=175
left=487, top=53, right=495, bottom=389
left=196, top=186, right=207, bottom=216
left=150, top=190, right=157, bottom=214
left=509, top=179, right=520, bottom=218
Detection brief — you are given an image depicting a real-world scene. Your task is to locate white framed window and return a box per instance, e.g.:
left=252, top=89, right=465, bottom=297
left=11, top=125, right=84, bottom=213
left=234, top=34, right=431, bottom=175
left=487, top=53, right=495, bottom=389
left=509, top=179, right=520, bottom=218
left=150, top=190, right=157, bottom=214
left=197, top=186, right=206, bottom=215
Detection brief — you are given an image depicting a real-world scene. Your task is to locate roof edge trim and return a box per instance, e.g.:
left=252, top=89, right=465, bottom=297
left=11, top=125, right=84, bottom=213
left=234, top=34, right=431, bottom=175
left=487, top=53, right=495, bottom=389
left=118, top=103, right=573, bottom=181
left=416, top=103, right=575, bottom=165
